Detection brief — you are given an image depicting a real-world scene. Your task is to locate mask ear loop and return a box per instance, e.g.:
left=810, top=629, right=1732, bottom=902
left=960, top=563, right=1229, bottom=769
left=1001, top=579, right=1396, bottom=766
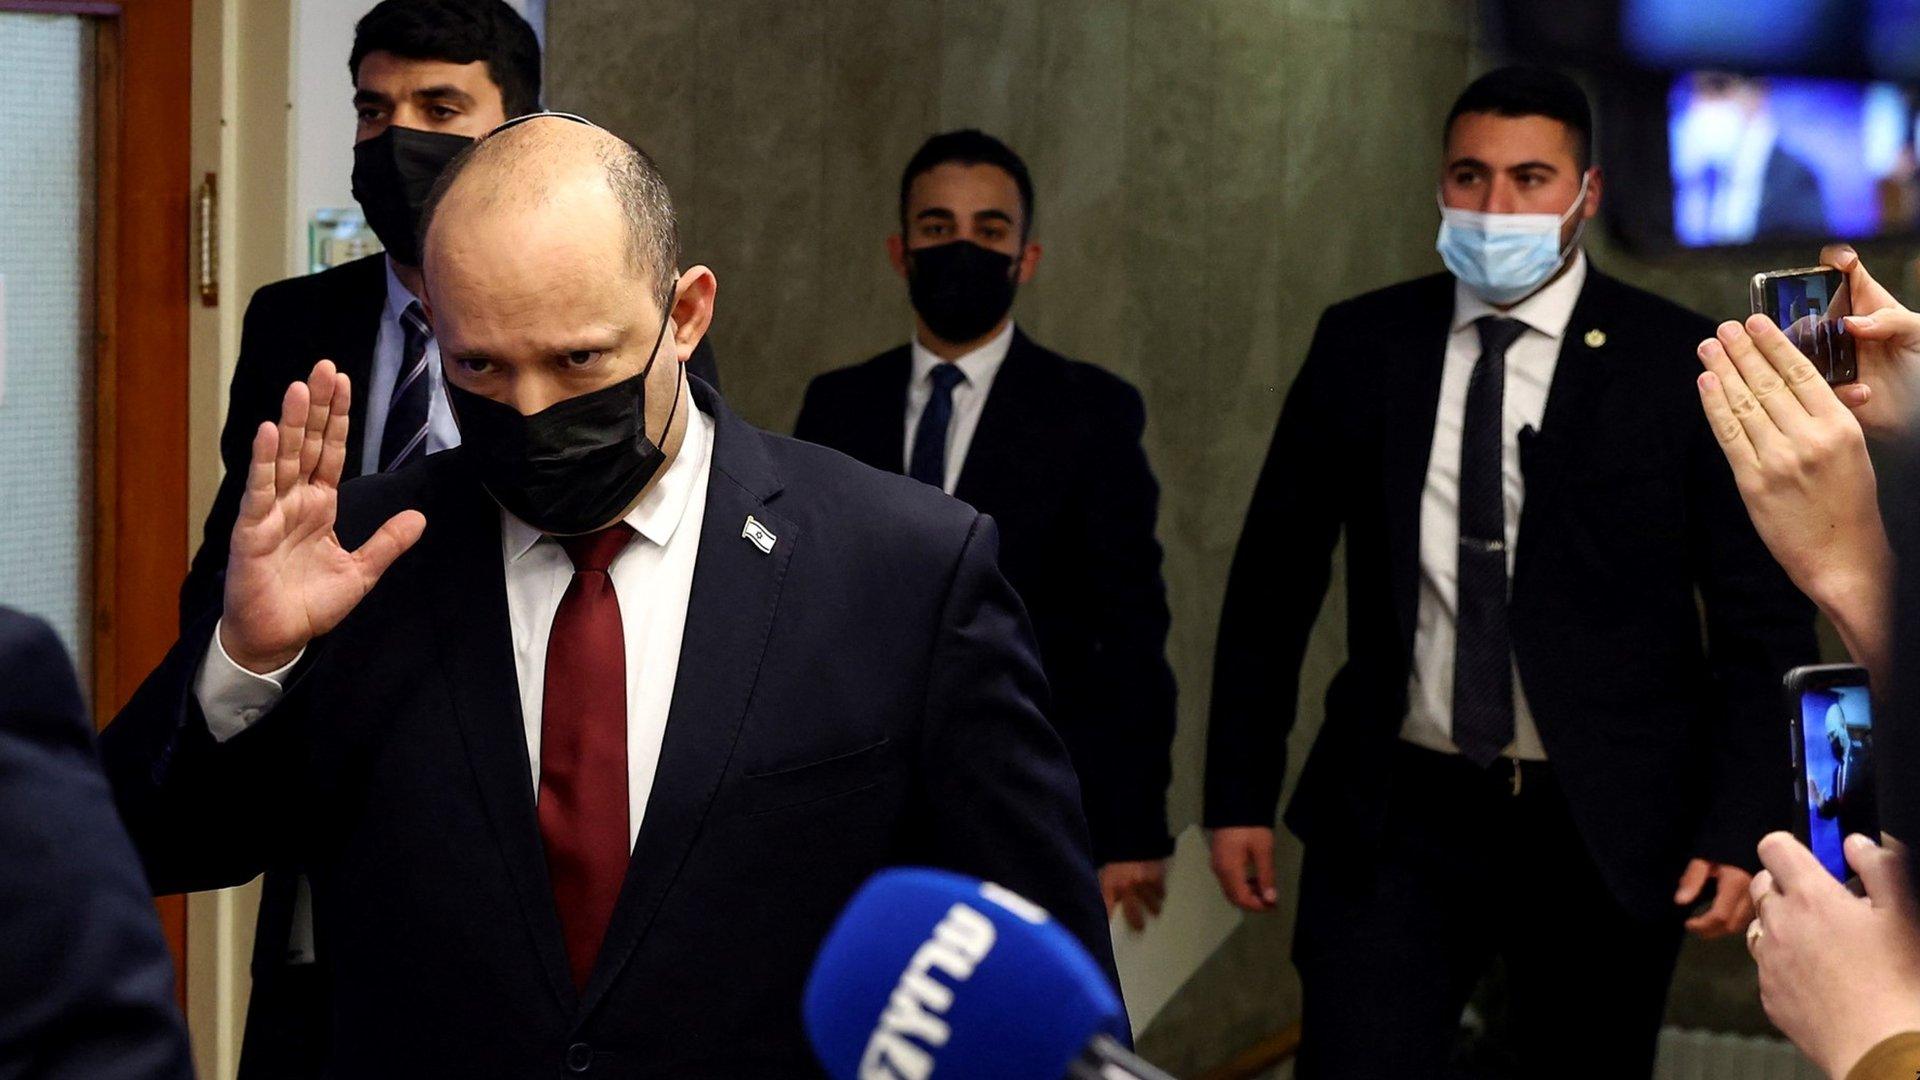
left=1555, top=170, right=1594, bottom=261
left=642, top=280, right=684, bottom=450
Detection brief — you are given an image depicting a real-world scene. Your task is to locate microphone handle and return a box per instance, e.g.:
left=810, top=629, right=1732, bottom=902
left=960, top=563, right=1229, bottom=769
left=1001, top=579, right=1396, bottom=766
left=1065, top=1034, right=1179, bottom=1080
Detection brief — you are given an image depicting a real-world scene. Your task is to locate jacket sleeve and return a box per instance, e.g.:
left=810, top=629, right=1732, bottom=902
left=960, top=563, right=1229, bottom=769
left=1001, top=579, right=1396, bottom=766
left=917, top=512, right=1119, bottom=991
left=1203, top=307, right=1350, bottom=828
left=179, top=286, right=290, bottom=630
left=99, top=613, right=305, bottom=896
left=1075, top=383, right=1178, bottom=864
left=1685, top=367, right=1820, bottom=870
left=0, top=612, right=194, bottom=1080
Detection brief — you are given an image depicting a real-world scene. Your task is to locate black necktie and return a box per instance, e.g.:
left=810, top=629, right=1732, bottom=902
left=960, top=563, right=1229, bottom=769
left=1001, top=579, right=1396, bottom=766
left=908, top=363, right=966, bottom=488
left=1453, top=316, right=1527, bottom=767
left=378, top=301, right=433, bottom=472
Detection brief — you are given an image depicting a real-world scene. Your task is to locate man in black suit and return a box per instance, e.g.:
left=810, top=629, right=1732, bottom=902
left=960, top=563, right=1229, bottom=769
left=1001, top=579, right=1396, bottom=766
left=183, top=8, right=717, bottom=1072
left=104, top=114, right=1110, bottom=1078
left=1204, top=67, right=1817, bottom=1078
left=794, top=130, right=1178, bottom=929
left=0, top=608, right=193, bottom=1079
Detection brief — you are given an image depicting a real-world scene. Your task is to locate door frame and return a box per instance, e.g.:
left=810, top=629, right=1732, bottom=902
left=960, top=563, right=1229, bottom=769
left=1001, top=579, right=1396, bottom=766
left=0, top=0, right=195, bottom=1002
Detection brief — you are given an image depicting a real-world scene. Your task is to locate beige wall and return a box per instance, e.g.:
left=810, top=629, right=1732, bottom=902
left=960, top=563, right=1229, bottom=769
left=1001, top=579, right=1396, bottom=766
left=187, top=0, right=295, bottom=1074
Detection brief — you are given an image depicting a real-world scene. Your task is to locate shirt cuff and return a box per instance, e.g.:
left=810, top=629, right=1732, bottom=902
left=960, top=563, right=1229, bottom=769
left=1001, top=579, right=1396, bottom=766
left=192, top=620, right=302, bottom=743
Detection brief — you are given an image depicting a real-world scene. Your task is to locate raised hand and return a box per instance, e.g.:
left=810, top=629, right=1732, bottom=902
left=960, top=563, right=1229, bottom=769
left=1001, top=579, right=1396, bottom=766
left=1820, top=244, right=1920, bottom=438
left=219, top=361, right=426, bottom=673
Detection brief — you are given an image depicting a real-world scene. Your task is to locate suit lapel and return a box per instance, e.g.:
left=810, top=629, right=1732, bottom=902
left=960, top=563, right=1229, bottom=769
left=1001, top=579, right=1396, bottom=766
left=952, top=330, right=1046, bottom=507
left=425, top=466, right=578, bottom=1010
left=326, top=256, right=389, bottom=477
left=1514, top=272, right=1626, bottom=565
left=579, top=384, right=796, bottom=1016
left=1382, top=278, right=1457, bottom=653
left=862, top=349, right=912, bottom=474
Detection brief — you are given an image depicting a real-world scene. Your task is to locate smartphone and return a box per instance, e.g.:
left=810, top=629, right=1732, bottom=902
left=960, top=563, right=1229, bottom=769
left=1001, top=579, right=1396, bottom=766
left=1750, top=266, right=1858, bottom=384
left=1785, top=664, right=1878, bottom=882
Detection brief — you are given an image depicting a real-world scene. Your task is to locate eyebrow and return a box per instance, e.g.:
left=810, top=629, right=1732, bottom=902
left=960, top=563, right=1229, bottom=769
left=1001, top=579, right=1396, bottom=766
left=352, top=85, right=477, bottom=108
left=411, top=85, right=476, bottom=107
left=972, top=209, right=1015, bottom=226
left=1446, top=157, right=1560, bottom=174
left=913, top=208, right=957, bottom=222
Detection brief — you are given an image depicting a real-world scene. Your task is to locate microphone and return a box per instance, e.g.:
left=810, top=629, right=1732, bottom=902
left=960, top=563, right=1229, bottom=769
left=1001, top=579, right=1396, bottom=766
left=802, top=868, right=1177, bottom=1080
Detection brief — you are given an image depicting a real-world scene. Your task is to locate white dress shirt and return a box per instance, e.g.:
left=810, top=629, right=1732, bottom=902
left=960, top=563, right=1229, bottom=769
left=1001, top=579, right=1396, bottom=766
left=194, top=379, right=714, bottom=852
left=358, top=257, right=462, bottom=476
left=1401, top=251, right=1589, bottom=762
left=902, top=321, right=1015, bottom=494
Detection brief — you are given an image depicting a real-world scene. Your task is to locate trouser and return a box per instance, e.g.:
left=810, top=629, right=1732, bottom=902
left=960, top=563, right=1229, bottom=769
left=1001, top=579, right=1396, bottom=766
left=1293, top=742, right=1686, bottom=1080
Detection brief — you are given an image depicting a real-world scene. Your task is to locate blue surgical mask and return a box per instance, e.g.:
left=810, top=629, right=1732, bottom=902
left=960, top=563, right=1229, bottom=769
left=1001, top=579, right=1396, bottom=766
left=1435, top=172, right=1590, bottom=307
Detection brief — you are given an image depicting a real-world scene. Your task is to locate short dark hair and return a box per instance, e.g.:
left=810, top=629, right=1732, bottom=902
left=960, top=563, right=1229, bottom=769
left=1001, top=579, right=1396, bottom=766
left=350, top=0, right=543, bottom=119
left=899, top=129, right=1036, bottom=240
left=1445, top=65, right=1593, bottom=171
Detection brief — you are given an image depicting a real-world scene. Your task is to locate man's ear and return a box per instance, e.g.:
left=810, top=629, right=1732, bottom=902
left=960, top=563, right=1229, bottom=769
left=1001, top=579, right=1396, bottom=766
left=1582, top=167, right=1605, bottom=221
left=887, top=233, right=909, bottom=280
left=669, top=266, right=717, bottom=360
left=1015, top=241, right=1043, bottom=285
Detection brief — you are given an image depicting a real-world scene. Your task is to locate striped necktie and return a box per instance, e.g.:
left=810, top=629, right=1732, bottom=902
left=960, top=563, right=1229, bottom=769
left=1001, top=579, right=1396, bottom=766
left=378, top=300, right=434, bottom=472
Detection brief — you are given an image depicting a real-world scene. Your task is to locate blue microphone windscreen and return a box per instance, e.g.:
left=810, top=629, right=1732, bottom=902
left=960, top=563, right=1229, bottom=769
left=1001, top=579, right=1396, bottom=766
left=803, top=868, right=1126, bottom=1080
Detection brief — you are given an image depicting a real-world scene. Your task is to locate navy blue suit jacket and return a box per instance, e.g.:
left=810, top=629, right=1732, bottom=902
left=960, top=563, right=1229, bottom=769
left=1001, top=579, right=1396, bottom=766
left=0, top=608, right=192, bottom=1079
left=1206, top=268, right=1818, bottom=920
left=105, top=380, right=1112, bottom=1078
left=795, top=331, right=1179, bottom=864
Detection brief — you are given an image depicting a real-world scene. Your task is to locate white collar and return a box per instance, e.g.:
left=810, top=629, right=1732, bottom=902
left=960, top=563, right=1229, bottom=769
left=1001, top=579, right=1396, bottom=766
left=382, top=255, right=425, bottom=324
left=1451, top=249, right=1589, bottom=341
left=909, top=321, right=1016, bottom=390
left=499, top=376, right=709, bottom=562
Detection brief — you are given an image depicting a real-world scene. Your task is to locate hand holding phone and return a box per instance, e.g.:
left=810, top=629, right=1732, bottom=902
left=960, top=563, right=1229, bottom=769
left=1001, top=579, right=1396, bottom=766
left=1752, top=266, right=1858, bottom=384
left=1784, top=664, right=1878, bottom=883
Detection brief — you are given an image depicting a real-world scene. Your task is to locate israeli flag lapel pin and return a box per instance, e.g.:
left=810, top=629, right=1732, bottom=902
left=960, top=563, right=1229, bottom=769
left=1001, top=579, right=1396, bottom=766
left=742, top=515, right=777, bottom=555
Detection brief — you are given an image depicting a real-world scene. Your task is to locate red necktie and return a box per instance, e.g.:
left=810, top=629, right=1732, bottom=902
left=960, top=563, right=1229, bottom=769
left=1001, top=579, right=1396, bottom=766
left=539, top=524, right=635, bottom=989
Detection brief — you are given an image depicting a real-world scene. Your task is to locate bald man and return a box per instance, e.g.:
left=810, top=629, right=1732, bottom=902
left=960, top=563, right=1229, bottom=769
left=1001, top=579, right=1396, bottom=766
left=101, top=115, right=1113, bottom=1078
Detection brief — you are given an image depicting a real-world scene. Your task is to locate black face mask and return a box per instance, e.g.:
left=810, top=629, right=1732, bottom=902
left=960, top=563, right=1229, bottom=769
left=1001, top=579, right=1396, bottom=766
left=446, top=297, right=683, bottom=536
left=350, top=125, right=475, bottom=267
left=906, top=240, right=1018, bottom=344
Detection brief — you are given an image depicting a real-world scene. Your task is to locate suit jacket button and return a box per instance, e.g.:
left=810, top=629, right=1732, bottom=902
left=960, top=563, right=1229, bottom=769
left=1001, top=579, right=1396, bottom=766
left=565, top=1042, right=593, bottom=1073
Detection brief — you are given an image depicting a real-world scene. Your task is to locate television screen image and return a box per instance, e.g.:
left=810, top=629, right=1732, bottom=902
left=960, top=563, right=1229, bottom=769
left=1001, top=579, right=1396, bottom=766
left=1668, top=71, right=1920, bottom=247
left=1800, top=683, right=1874, bottom=880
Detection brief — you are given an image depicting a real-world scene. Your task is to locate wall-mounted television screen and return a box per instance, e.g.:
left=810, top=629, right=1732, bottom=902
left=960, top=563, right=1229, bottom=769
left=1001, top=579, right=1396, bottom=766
left=1668, top=72, right=1920, bottom=247
left=1603, top=71, right=1920, bottom=251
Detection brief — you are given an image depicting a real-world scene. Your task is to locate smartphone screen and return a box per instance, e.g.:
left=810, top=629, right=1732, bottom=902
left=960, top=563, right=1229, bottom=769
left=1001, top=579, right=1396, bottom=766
left=1757, top=268, right=1857, bottom=384
left=1796, top=679, right=1876, bottom=880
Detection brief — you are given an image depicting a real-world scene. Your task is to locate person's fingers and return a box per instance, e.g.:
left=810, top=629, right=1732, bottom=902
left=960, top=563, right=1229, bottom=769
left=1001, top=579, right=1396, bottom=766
left=1143, top=879, right=1166, bottom=917
left=1757, top=830, right=1832, bottom=897
left=1697, top=371, right=1762, bottom=473
left=351, top=509, right=427, bottom=588
left=237, top=422, right=279, bottom=529
left=1121, top=892, right=1147, bottom=932
left=1210, top=843, right=1259, bottom=912
left=1835, top=382, right=1873, bottom=412
left=1847, top=833, right=1915, bottom=913
left=1674, top=857, right=1711, bottom=905
left=1735, top=314, right=1838, bottom=422
left=274, top=380, right=311, bottom=497
left=1699, top=334, right=1786, bottom=457
left=299, top=361, right=338, bottom=480
left=1100, top=872, right=1120, bottom=912
left=1253, top=841, right=1278, bottom=908
left=1824, top=243, right=1901, bottom=312
left=316, top=372, right=352, bottom=490
left=1749, top=867, right=1778, bottom=910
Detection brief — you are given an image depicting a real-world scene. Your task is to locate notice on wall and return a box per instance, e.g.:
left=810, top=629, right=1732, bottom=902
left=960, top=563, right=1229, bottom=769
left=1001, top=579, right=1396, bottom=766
left=1109, top=824, right=1245, bottom=1035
